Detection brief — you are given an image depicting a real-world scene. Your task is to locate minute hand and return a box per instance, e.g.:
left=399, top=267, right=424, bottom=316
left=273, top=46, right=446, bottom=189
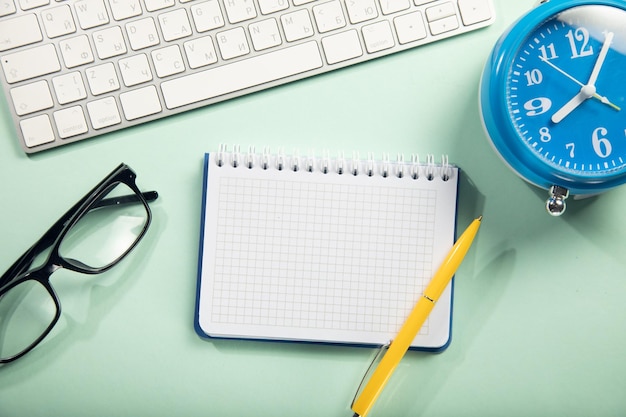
left=588, top=31, right=613, bottom=86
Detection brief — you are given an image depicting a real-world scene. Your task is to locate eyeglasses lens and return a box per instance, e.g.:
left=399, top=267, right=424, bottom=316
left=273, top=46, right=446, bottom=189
left=59, top=181, right=149, bottom=270
left=0, top=280, right=57, bottom=361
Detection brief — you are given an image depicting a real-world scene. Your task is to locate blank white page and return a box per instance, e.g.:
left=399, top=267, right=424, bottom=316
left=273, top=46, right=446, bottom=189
left=196, top=150, right=458, bottom=350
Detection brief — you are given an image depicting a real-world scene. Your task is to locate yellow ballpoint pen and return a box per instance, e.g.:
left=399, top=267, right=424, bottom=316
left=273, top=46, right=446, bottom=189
left=351, top=216, right=482, bottom=417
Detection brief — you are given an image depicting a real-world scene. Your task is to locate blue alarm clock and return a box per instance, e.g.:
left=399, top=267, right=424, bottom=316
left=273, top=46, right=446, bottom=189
left=480, top=0, right=626, bottom=215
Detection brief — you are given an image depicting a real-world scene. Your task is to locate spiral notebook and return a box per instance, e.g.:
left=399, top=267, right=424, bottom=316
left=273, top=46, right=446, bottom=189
left=195, top=146, right=459, bottom=351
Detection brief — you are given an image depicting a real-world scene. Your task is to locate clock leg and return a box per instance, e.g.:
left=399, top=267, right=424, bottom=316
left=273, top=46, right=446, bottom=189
left=546, top=185, right=569, bottom=216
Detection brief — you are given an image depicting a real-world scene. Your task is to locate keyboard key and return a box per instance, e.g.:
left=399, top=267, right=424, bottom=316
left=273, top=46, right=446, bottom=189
left=281, top=9, right=314, bottom=42
left=1, top=44, right=61, bottom=83
left=216, top=27, right=250, bottom=60
left=151, top=45, right=186, bottom=77
left=428, top=15, right=458, bottom=35
left=109, top=0, right=142, bottom=21
left=74, top=0, right=110, bottom=29
left=86, top=62, right=120, bottom=95
left=126, top=18, right=160, bottom=50
left=120, top=85, right=162, bottom=120
left=59, top=35, right=95, bottom=68
left=93, top=26, right=127, bottom=59
left=425, top=2, right=455, bottom=21
left=313, top=0, right=346, bottom=33
left=458, top=0, right=492, bottom=26
left=362, top=21, right=394, bottom=53
left=161, top=41, right=323, bottom=109
left=0, top=1, right=17, bottom=17
left=378, top=0, right=409, bottom=15
left=119, top=54, right=153, bottom=86
left=0, top=14, right=42, bottom=51
left=394, top=11, right=426, bottom=44
left=10, top=80, right=54, bottom=116
left=183, top=36, right=218, bottom=68
left=258, top=0, right=289, bottom=15
left=190, top=1, right=225, bottom=32
left=53, top=106, right=88, bottom=139
left=158, top=8, right=193, bottom=41
left=41, top=5, right=77, bottom=38
left=20, top=114, right=55, bottom=148
left=87, top=96, right=122, bottom=129
left=249, top=18, right=282, bottom=51
left=345, top=0, right=378, bottom=24
left=321, top=29, right=362, bottom=64
left=223, top=0, right=257, bottom=24
left=52, top=71, right=88, bottom=104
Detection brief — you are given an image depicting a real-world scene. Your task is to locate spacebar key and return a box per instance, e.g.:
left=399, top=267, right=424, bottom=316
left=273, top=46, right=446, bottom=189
left=161, top=41, right=323, bottom=109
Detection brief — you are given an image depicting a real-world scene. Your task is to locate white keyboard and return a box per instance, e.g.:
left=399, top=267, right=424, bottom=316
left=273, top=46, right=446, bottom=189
left=0, top=0, right=495, bottom=153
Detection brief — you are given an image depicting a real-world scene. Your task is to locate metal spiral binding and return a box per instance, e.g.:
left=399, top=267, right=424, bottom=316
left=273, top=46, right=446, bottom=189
left=441, top=154, right=452, bottom=181
left=215, top=145, right=454, bottom=180
left=290, top=150, right=300, bottom=172
left=261, top=147, right=270, bottom=170
left=396, top=153, right=405, bottom=178
left=245, top=146, right=255, bottom=169
left=381, top=153, right=390, bottom=178
left=305, top=152, right=315, bottom=173
left=366, top=152, right=375, bottom=177
left=351, top=151, right=360, bottom=176
left=276, top=147, right=285, bottom=171
left=425, top=154, right=435, bottom=180
left=231, top=144, right=240, bottom=168
left=321, top=149, right=330, bottom=174
left=216, top=143, right=227, bottom=167
left=411, top=154, right=420, bottom=179
left=336, top=151, right=345, bottom=175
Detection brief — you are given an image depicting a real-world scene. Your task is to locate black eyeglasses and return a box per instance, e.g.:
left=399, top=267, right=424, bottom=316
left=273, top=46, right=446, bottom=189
left=0, top=164, right=158, bottom=363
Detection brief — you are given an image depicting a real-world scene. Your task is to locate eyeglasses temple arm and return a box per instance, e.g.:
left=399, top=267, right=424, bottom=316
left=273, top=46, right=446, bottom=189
left=92, top=191, right=159, bottom=209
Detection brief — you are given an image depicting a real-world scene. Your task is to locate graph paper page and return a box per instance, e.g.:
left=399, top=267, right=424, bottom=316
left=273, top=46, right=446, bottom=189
left=196, top=152, right=458, bottom=350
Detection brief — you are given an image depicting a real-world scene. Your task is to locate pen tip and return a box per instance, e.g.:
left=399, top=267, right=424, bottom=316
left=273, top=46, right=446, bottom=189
left=477, top=215, right=483, bottom=221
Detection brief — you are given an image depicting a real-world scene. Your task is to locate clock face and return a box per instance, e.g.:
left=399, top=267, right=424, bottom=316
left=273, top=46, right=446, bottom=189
left=506, top=4, right=626, bottom=181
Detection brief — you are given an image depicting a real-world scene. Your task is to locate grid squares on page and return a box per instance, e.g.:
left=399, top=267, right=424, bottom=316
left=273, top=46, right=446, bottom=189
left=211, top=176, right=437, bottom=336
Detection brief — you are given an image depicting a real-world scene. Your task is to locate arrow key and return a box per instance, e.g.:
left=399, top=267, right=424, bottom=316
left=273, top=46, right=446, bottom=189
left=458, top=0, right=493, bottom=26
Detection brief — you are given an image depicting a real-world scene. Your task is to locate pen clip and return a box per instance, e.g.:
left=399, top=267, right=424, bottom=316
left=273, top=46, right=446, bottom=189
left=351, top=340, right=392, bottom=408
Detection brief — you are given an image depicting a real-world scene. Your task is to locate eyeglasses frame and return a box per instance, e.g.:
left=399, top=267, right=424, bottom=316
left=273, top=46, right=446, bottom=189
left=0, top=163, right=157, bottom=363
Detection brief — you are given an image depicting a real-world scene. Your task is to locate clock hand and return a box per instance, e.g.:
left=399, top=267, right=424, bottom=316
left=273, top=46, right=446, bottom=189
left=596, top=95, right=620, bottom=111
left=539, top=56, right=585, bottom=86
left=587, top=31, right=613, bottom=86
left=540, top=56, right=621, bottom=112
left=551, top=90, right=587, bottom=123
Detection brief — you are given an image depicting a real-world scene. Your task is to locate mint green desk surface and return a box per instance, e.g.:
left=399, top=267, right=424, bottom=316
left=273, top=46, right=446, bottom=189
left=2, top=1, right=625, bottom=416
